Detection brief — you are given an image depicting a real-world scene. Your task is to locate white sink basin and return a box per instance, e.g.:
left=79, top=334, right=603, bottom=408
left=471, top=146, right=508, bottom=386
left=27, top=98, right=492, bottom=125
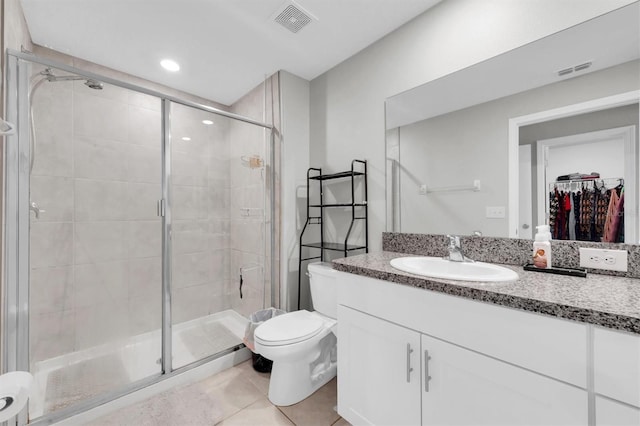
left=390, top=256, right=519, bottom=282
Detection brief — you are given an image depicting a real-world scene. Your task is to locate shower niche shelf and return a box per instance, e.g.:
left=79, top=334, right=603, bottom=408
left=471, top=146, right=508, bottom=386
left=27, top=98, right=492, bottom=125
left=298, top=159, right=368, bottom=309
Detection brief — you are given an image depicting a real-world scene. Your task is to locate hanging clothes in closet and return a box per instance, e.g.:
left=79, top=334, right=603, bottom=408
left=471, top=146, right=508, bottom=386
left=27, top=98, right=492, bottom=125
left=548, top=179, right=624, bottom=243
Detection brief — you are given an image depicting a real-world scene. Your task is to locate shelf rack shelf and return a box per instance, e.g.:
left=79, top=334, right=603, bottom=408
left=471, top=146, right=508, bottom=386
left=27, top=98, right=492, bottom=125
left=298, top=159, right=368, bottom=310
left=301, top=242, right=368, bottom=252
left=308, top=170, right=366, bottom=180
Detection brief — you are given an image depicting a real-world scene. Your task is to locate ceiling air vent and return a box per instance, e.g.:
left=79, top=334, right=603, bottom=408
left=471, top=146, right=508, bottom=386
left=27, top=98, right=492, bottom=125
left=273, top=2, right=316, bottom=34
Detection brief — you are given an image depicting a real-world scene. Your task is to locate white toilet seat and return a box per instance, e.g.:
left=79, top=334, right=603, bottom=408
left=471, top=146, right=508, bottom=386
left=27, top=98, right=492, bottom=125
left=252, top=261, right=339, bottom=407
left=255, top=310, right=324, bottom=346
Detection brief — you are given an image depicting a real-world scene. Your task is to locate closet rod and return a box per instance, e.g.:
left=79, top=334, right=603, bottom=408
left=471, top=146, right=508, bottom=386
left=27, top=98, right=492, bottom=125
left=550, top=177, right=624, bottom=190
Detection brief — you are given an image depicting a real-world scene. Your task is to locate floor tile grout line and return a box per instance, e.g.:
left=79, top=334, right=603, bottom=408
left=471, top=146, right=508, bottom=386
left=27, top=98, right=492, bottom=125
left=207, top=368, right=267, bottom=425
left=276, top=405, right=296, bottom=425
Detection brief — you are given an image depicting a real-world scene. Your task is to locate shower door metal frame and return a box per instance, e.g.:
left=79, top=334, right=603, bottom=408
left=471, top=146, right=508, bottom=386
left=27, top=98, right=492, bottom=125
left=2, top=50, right=276, bottom=426
left=3, top=53, right=32, bottom=426
left=161, top=98, right=173, bottom=375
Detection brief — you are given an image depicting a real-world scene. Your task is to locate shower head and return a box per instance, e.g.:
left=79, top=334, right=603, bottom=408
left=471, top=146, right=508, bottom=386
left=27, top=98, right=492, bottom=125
left=84, top=79, right=104, bottom=90
left=39, top=68, right=103, bottom=90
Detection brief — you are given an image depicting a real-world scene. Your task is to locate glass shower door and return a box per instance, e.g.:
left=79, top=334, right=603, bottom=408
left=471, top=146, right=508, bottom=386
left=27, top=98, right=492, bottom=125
left=169, top=102, right=270, bottom=369
left=26, top=63, right=163, bottom=419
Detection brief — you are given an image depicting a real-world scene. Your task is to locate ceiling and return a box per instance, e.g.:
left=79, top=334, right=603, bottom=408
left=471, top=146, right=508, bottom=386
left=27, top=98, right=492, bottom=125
left=20, top=0, right=441, bottom=105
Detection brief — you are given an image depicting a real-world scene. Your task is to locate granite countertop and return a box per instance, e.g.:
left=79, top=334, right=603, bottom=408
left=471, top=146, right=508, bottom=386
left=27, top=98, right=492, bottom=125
left=332, top=251, right=640, bottom=334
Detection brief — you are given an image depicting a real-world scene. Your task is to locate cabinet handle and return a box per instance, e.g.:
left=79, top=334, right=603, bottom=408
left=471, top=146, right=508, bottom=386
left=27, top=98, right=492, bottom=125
left=406, top=343, right=414, bottom=383
left=424, top=350, right=432, bottom=392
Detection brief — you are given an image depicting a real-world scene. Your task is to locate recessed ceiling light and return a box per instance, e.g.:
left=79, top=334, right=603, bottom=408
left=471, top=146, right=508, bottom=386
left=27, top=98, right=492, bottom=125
left=160, top=59, right=180, bottom=72
left=181, top=136, right=191, bottom=141
left=202, top=120, right=214, bottom=125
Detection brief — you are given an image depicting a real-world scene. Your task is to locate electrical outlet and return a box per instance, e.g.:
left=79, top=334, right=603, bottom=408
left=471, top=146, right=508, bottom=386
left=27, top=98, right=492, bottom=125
left=486, top=206, right=506, bottom=219
left=419, top=184, right=427, bottom=195
left=579, top=248, right=627, bottom=272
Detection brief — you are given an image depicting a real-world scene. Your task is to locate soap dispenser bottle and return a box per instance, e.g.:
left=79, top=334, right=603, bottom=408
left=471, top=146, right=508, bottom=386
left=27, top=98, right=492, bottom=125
left=533, top=225, right=552, bottom=269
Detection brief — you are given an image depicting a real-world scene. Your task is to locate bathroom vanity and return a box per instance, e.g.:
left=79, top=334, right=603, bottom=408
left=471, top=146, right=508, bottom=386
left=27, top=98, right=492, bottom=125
left=333, top=251, right=640, bottom=426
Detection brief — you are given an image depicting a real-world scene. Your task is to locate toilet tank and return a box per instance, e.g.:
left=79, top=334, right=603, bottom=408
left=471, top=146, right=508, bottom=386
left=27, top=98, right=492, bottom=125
left=308, top=262, right=338, bottom=319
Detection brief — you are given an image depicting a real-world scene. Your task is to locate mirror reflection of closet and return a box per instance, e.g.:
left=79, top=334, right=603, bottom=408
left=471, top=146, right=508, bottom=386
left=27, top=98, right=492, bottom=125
left=519, top=104, right=638, bottom=243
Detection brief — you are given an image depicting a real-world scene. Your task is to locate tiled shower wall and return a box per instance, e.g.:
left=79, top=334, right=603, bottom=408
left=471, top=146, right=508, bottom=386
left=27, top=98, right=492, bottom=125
left=29, top=67, right=165, bottom=363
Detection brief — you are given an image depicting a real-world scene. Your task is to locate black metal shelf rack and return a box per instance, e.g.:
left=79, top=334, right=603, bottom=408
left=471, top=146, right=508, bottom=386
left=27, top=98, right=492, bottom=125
left=298, top=159, right=368, bottom=309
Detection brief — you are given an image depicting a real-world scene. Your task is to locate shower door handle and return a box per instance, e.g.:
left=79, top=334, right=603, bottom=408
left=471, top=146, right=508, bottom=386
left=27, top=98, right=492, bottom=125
left=157, top=199, right=165, bottom=217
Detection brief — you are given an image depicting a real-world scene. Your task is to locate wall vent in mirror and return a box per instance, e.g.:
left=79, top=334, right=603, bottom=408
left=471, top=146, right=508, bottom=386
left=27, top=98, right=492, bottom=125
left=558, top=67, right=574, bottom=76
left=574, top=61, right=592, bottom=72
left=557, top=61, right=593, bottom=77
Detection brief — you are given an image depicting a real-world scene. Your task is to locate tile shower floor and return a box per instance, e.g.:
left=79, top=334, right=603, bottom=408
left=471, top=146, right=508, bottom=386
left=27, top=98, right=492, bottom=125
left=89, top=360, right=351, bottom=426
left=32, top=310, right=248, bottom=419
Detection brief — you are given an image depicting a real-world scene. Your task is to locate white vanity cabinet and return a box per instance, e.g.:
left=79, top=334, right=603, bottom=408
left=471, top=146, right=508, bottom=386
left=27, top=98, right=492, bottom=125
left=336, top=270, right=639, bottom=426
left=338, top=306, right=421, bottom=426
left=421, top=333, right=587, bottom=425
left=593, top=327, right=640, bottom=425
left=338, top=303, right=586, bottom=426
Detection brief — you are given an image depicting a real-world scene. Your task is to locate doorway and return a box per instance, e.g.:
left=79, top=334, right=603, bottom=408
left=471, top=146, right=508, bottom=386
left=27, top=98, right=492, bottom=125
left=508, top=90, right=640, bottom=240
left=536, top=126, right=636, bottom=241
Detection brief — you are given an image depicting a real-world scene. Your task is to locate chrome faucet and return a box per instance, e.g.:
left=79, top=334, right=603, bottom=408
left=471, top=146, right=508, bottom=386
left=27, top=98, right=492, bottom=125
left=30, top=201, right=45, bottom=219
left=446, top=234, right=471, bottom=262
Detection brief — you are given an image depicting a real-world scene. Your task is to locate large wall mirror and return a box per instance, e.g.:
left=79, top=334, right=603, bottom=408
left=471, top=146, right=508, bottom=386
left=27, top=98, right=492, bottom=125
left=385, top=2, right=640, bottom=243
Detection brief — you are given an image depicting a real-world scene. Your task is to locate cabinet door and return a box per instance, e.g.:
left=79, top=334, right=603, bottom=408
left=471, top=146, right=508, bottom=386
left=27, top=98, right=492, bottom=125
left=421, top=334, right=588, bottom=425
left=596, top=396, right=640, bottom=426
left=594, top=327, right=640, bottom=408
left=338, top=305, right=421, bottom=426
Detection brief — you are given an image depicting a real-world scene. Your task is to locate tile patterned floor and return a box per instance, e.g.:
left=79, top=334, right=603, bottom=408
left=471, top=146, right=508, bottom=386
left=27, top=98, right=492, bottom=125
left=89, top=360, right=351, bottom=426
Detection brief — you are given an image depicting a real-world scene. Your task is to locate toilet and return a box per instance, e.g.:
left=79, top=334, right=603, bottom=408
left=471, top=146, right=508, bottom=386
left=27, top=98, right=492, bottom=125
left=254, top=262, right=338, bottom=406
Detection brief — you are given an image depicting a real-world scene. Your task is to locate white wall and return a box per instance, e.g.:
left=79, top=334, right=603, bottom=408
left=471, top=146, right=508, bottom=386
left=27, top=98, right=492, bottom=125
left=309, top=0, right=636, bottom=250
left=279, top=71, right=310, bottom=311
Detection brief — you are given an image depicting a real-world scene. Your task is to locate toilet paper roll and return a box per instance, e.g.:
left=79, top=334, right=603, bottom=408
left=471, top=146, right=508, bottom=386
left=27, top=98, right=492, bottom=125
left=0, top=371, right=33, bottom=422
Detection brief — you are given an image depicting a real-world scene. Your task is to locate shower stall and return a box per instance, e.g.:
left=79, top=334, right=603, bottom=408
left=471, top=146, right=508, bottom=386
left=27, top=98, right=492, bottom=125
left=3, top=51, right=277, bottom=423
